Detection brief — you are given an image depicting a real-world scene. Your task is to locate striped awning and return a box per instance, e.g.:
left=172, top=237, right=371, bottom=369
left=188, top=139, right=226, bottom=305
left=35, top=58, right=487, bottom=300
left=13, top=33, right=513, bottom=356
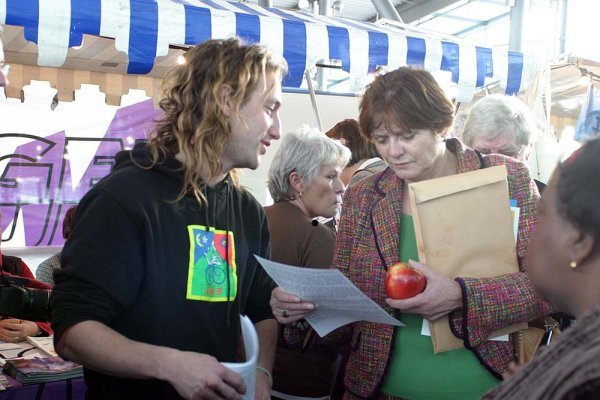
left=1, top=0, right=538, bottom=101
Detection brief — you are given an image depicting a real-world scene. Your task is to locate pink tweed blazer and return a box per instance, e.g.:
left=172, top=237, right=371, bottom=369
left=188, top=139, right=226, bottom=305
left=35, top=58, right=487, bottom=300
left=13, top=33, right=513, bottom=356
left=334, top=138, right=550, bottom=400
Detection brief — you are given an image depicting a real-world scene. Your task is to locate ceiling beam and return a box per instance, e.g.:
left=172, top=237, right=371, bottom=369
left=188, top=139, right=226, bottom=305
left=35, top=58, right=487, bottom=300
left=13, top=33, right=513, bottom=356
left=371, top=0, right=404, bottom=21
left=453, top=11, right=508, bottom=37
left=397, top=0, right=466, bottom=24
left=437, top=14, right=482, bottom=23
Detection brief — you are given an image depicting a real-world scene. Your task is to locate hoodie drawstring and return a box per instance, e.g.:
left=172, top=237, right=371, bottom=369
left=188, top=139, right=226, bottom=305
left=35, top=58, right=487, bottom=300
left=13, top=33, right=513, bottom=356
left=225, top=181, right=231, bottom=328
left=203, top=181, right=233, bottom=329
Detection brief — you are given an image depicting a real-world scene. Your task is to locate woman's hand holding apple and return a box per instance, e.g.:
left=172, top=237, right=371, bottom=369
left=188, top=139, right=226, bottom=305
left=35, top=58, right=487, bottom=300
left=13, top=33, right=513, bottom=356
left=270, top=287, right=318, bottom=324
left=385, top=260, right=463, bottom=321
left=385, top=262, right=427, bottom=299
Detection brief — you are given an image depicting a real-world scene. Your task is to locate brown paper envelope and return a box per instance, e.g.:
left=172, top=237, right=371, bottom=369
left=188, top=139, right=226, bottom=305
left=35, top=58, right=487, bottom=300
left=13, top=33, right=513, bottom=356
left=408, top=166, right=524, bottom=354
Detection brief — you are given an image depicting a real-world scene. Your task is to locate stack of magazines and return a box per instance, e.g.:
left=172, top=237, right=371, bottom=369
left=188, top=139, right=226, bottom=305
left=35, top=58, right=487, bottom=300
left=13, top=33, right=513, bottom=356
left=3, top=357, right=83, bottom=384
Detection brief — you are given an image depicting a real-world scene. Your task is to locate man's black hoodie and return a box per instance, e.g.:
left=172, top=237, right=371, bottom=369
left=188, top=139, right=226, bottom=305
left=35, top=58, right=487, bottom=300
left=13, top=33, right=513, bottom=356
left=52, top=143, right=275, bottom=399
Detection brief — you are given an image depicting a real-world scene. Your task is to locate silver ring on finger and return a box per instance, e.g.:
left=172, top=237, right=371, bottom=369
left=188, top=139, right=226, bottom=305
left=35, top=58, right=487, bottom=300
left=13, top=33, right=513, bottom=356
left=282, top=309, right=289, bottom=318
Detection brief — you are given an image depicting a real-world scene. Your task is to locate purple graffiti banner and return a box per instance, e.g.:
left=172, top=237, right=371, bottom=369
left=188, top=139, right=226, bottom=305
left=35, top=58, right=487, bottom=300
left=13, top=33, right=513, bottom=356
left=1, top=99, right=160, bottom=248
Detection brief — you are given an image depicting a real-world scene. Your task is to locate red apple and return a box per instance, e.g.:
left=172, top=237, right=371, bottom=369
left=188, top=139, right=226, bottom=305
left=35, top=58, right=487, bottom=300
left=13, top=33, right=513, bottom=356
left=385, top=262, right=427, bottom=299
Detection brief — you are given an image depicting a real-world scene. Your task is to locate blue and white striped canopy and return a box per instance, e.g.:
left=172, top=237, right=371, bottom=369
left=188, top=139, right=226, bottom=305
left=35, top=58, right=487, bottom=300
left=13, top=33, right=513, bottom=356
left=1, top=0, right=537, bottom=101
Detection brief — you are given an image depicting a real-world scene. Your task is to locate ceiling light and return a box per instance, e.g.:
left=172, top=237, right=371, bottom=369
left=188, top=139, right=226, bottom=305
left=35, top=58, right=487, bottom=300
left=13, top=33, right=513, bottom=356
left=332, top=0, right=343, bottom=17
left=297, top=0, right=309, bottom=10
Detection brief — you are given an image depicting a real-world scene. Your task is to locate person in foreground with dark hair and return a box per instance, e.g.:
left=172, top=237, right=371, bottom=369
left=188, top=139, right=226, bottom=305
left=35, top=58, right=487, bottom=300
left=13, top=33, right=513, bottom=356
left=483, top=138, right=600, bottom=399
left=36, top=205, right=77, bottom=285
left=51, top=38, right=287, bottom=400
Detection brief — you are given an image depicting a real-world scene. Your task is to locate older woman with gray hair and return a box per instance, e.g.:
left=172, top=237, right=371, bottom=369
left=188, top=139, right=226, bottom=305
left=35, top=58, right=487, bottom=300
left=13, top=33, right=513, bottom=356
left=265, top=129, right=350, bottom=400
left=461, top=94, right=539, bottom=161
left=461, top=94, right=545, bottom=192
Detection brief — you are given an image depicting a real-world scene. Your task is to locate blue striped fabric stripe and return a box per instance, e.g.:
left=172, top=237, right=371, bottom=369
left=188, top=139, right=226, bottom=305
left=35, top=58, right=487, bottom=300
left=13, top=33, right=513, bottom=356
left=327, top=26, right=350, bottom=73
left=128, top=0, right=158, bottom=74
left=1, top=0, right=531, bottom=96
left=236, top=13, right=261, bottom=44
left=282, top=20, right=307, bottom=87
left=70, top=0, right=101, bottom=47
left=406, top=36, right=425, bottom=67
left=7, top=0, right=39, bottom=43
left=368, top=31, right=388, bottom=73
left=475, top=46, right=493, bottom=87
left=184, top=5, right=211, bottom=46
left=506, top=51, right=523, bottom=95
left=441, top=40, right=459, bottom=83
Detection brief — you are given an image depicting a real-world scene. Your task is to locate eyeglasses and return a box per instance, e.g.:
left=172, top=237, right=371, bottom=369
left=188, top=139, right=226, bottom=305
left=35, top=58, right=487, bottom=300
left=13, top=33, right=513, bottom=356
left=478, top=146, right=523, bottom=160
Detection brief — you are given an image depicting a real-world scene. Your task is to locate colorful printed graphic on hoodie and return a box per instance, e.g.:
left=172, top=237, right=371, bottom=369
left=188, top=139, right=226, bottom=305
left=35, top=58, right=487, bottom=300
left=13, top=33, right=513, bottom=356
left=187, top=225, right=237, bottom=302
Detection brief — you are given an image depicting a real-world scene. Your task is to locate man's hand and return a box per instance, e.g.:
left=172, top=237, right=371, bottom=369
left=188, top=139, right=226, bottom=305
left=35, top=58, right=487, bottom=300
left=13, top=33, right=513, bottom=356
left=163, top=351, right=246, bottom=399
left=0, top=319, right=40, bottom=342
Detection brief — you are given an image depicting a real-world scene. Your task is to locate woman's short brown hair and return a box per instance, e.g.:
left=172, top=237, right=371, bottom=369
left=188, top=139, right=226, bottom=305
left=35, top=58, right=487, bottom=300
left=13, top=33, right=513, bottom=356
left=359, top=67, right=455, bottom=139
left=326, top=119, right=379, bottom=167
left=63, top=206, right=77, bottom=239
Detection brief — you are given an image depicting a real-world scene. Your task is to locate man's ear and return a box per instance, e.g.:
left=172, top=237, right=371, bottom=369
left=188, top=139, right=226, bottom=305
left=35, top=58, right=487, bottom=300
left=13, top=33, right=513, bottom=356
left=217, top=84, right=234, bottom=117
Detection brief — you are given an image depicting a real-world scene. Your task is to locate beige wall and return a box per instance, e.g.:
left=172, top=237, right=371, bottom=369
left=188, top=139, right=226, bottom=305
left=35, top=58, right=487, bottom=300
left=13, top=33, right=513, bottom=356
left=550, top=114, right=576, bottom=139
left=4, top=63, right=164, bottom=106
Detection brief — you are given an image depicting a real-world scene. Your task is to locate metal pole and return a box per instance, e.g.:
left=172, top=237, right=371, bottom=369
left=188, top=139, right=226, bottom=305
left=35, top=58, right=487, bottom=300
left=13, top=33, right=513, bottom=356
left=316, top=59, right=328, bottom=92
left=305, top=69, right=324, bottom=132
left=559, top=0, right=568, bottom=54
left=509, top=0, right=525, bottom=52
left=315, top=0, right=330, bottom=90
left=258, top=0, right=273, bottom=7
left=319, top=0, right=331, bottom=17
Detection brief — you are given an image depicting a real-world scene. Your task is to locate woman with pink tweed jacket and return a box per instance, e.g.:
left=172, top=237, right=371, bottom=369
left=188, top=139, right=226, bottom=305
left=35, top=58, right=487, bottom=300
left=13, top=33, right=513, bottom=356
left=271, top=67, right=551, bottom=400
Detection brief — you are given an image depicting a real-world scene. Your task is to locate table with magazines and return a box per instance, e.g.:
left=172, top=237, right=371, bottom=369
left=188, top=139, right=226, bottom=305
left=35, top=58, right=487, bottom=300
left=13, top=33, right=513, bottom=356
left=0, top=339, right=86, bottom=400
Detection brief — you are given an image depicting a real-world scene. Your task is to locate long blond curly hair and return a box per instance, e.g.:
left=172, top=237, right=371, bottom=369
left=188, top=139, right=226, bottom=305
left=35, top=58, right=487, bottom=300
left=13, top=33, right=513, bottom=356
left=148, top=38, right=287, bottom=204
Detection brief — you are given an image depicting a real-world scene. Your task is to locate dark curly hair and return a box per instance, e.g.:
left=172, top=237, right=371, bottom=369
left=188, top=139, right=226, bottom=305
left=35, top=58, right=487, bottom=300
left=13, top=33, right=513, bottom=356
left=556, top=137, right=600, bottom=244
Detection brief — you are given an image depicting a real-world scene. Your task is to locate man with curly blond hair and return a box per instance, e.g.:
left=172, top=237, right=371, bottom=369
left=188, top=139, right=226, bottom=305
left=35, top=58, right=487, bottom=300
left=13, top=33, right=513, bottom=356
left=52, top=38, right=287, bottom=400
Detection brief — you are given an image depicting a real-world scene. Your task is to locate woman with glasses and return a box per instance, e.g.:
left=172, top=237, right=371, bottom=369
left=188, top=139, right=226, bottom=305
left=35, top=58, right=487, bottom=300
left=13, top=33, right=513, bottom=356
left=460, top=94, right=545, bottom=192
